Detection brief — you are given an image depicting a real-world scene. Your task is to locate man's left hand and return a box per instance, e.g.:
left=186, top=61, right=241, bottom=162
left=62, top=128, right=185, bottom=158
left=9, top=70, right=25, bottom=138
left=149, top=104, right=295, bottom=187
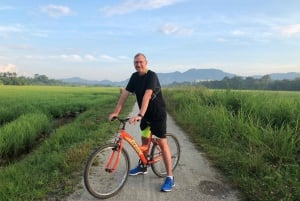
left=129, top=115, right=142, bottom=124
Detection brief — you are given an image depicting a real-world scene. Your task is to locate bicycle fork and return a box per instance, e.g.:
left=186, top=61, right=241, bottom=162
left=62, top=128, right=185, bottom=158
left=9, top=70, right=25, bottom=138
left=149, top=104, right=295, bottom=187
left=105, top=142, right=123, bottom=173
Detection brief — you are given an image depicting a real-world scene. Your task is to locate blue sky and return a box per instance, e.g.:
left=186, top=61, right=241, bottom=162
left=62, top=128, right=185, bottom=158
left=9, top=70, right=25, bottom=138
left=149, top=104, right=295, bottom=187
left=0, top=0, right=300, bottom=81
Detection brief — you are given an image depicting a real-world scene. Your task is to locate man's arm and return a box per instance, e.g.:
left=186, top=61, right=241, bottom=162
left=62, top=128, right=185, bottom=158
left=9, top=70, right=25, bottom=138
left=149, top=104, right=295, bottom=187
left=129, top=89, right=152, bottom=124
left=139, top=89, right=152, bottom=117
left=108, top=89, right=130, bottom=120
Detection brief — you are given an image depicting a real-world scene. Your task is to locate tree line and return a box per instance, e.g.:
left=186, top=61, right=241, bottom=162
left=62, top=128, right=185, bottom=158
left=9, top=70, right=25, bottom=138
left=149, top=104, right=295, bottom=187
left=170, top=75, right=300, bottom=91
left=1, top=72, right=300, bottom=91
left=0, top=72, right=64, bottom=85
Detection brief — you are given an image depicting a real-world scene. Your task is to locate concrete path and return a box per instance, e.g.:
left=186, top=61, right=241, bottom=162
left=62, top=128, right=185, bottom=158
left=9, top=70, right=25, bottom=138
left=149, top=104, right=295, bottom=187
left=66, top=103, right=240, bottom=201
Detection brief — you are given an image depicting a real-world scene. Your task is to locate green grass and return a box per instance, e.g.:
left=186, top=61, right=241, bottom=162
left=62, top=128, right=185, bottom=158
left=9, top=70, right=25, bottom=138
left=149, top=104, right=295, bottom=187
left=164, top=87, right=300, bottom=201
left=0, top=85, right=115, bottom=124
left=2, top=85, right=299, bottom=200
left=0, top=112, right=51, bottom=159
left=0, top=85, right=135, bottom=200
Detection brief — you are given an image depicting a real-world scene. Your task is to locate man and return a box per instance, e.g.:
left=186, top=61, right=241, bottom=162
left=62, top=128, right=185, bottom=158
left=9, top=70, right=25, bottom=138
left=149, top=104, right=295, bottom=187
left=108, top=53, right=174, bottom=192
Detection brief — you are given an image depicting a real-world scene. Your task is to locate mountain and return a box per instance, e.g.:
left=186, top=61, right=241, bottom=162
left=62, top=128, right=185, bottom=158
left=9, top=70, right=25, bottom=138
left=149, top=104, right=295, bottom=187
left=60, top=68, right=300, bottom=86
left=61, top=77, right=128, bottom=86
left=266, top=72, right=300, bottom=80
left=157, top=68, right=235, bottom=85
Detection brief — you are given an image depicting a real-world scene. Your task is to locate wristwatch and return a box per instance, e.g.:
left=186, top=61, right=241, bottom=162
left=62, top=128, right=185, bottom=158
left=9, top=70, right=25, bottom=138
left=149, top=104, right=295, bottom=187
left=138, top=113, right=143, bottom=118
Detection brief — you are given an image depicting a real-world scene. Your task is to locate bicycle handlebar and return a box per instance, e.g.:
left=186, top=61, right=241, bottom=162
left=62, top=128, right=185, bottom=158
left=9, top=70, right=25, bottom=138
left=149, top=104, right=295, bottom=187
left=111, top=116, right=130, bottom=129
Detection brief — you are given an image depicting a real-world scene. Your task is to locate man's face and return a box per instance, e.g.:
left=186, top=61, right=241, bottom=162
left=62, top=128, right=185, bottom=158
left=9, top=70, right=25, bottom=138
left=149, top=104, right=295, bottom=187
left=134, top=55, right=147, bottom=75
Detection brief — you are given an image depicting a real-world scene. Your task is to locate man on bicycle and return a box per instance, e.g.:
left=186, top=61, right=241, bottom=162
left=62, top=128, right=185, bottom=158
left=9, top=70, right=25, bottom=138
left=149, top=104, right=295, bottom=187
left=108, top=53, right=174, bottom=192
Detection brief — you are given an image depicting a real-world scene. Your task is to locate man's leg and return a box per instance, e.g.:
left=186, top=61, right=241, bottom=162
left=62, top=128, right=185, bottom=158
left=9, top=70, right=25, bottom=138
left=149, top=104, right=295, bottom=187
left=141, top=136, right=150, bottom=146
left=158, top=138, right=172, bottom=176
left=158, top=138, right=175, bottom=192
left=129, top=127, right=151, bottom=176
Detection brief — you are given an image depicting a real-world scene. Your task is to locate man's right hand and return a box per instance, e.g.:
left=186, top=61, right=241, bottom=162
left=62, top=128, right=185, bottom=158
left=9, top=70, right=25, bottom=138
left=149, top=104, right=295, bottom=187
left=108, top=113, right=118, bottom=121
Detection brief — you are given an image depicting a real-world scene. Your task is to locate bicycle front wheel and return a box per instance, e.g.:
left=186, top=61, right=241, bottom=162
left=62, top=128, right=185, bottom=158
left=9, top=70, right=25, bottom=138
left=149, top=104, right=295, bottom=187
left=150, top=133, right=180, bottom=177
left=84, top=143, right=130, bottom=199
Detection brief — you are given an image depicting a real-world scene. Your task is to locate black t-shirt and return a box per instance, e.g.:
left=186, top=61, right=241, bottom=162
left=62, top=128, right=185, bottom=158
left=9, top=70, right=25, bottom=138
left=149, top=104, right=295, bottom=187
left=126, top=70, right=166, bottom=120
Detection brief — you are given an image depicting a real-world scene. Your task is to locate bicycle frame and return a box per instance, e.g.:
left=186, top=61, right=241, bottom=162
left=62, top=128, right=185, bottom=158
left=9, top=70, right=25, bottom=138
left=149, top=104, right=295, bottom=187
left=120, top=129, right=148, bottom=164
left=84, top=117, right=180, bottom=199
left=105, top=127, right=162, bottom=173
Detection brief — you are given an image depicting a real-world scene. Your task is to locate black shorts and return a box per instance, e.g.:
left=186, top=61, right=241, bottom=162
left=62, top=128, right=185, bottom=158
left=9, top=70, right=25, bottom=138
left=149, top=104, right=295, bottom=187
left=140, top=113, right=167, bottom=138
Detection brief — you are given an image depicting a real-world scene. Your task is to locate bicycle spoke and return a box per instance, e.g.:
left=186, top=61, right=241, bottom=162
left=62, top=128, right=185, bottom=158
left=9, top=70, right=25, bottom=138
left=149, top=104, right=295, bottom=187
left=151, top=134, right=181, bottom=177
left=84, top=144, right=129, bottom=199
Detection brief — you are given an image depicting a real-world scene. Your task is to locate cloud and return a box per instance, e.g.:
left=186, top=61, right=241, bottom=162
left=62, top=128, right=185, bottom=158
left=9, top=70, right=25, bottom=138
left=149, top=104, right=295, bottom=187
left=118, top=55, right=130, bottom=60
left=99, top=54, right=117, bottom=62
left=60, top=54, right=83, bottom=62
left=216, top=37, right=228, bottom=42
left=32, top=30, right=49, bottom=38
left=40, top=4, right=72, bottom=18
left=278, top=24, right=300, bottom=36
left=231, top=30, right=246, bottom=36
left=58, top=54, right=121, bottom=62
left=84, top=54, right=97, bottom=62
left=0, top=25, right=22, bottom=33
left=10, top=45, right=34, bottom=50
left=102, top=0, right=180, bottom=16
left=0, top=64, right=18, bottom=72
left=0, top=25, right=22, bottom=38
left=159, top=23, right=193, bottom=36
left=0, top=6, right=15, bottom=11
left=160, top=23, right=178, bottom=34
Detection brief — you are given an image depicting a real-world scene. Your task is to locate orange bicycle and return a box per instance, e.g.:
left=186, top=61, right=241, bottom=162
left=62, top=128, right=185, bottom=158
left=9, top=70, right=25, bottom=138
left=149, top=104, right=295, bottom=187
left=84, top=117, right=181, bottom=199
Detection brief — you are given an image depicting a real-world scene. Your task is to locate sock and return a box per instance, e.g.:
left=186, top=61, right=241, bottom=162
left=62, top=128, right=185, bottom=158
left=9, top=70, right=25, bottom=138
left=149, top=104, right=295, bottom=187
left=167, top=176, right=173, bottom=180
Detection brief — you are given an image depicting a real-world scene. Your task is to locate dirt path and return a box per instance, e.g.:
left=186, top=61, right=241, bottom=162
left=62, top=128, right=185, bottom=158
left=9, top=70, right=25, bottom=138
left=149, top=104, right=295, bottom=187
left=66, top=103, right=240, bottom=201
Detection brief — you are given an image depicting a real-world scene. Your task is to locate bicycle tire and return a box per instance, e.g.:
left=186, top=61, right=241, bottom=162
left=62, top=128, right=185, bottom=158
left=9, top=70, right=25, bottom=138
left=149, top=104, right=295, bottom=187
left=150, top=133, right=180, bottom=177
left=84, top=143, right=130, bottom=199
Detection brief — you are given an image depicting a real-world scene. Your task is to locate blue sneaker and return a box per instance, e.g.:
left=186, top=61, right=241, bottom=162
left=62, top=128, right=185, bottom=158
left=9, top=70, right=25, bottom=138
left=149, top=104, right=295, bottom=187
left=129, top=166, right=148, bottom=176
left=161, top=176, right=175, bottom=192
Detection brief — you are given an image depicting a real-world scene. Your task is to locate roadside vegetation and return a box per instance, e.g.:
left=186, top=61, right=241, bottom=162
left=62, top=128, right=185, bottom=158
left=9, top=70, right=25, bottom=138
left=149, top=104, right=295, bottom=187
left=1, top=85, right=299, bottom=201
left=164, top=87, right=300, bottom=201
left=0, top=86, right=135, bottom=200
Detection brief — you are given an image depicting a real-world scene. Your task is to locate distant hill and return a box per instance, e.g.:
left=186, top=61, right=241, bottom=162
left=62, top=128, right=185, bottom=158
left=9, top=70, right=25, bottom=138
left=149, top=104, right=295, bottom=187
left=60, top=68, right=300, bottom=86
left=260, top=72, right=300, bottom=80
left=61, top=77, right=128, bottom=86
left=157, top=68, right=235, bottom=85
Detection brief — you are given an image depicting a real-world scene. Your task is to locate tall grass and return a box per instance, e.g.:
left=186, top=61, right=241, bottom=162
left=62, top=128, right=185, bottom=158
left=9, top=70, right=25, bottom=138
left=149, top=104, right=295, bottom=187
left=0, top=86, right=135, bottom=200
left=0, top=113, right=51, bottom=159
left=0, top=86, right=115, bottom=124
left=164, top=87, right=300, bottom=201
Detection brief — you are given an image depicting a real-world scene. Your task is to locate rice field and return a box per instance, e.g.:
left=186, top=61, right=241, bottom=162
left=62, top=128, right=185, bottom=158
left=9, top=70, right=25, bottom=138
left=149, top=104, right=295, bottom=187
left=1, top=85, right=299, bottom=200
left=163, top=87, right=300, bottom=201
left=0, top=85, right=135, bottom=200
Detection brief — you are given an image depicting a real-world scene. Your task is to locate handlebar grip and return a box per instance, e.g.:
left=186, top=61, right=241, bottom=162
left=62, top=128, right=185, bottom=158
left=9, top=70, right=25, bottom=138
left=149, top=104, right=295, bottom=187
left=111, top=116, right=118, bottom=121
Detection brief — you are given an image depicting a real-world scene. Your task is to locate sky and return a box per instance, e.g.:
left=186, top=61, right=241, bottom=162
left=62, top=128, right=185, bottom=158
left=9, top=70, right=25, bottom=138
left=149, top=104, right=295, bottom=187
left=0, top=0, right=300, bottom=81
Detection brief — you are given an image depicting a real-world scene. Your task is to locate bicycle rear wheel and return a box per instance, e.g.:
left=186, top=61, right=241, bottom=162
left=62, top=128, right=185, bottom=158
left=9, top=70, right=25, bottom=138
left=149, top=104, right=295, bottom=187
left=150, top=133, right=180, bottom=177
left=84, top=143, right=130, bottom=199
